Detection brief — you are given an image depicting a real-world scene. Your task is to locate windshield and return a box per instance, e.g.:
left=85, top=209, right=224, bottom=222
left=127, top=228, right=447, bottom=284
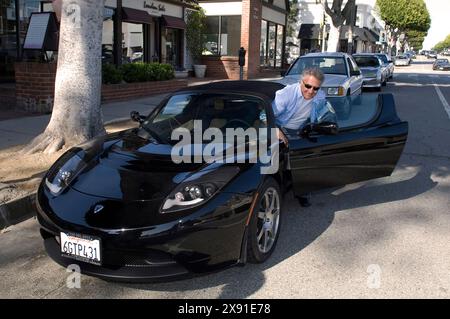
left=354, top=56, right=380, bottom=67
left=141, top=93, right=268, bottom=145
left=288, top=56, right=347, bottom=76
left=375, top=54, right=388, bottom=63
left=328, top=94, right=380, bottom=129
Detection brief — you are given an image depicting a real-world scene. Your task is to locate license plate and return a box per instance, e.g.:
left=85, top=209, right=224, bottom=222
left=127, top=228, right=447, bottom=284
left=60, top=232, right=101, bottom=265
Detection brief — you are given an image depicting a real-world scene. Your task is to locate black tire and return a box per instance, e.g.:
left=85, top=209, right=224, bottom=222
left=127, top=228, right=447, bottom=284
left=376, top=86, right=382, bottom=92
left=247, top=177, right=282, bottom=263
left=382, top=80, right=387, bottom=87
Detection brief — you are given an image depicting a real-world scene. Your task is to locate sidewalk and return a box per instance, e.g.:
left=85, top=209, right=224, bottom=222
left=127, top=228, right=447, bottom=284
left=0, top=75, right=281, bottom=150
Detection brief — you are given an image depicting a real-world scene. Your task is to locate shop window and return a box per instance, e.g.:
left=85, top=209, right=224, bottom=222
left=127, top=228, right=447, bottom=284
left=260, top=20, right=285, bottom=68
left=161, top=28, right=181, bottom=68
left=102, top=7, right=115, bottom=64
left=219, top=16, right=240, bottom=56
left=260, top=20, right=268, bottom=66
left=122, top=22, right=144, bottom=63
left=276, top=24, right=283, bottom=68
left=205, top=16, right=219, bottom=55
left=268, top=22, right=276, bottom=67
left=204, top=15, right=241, bottom=56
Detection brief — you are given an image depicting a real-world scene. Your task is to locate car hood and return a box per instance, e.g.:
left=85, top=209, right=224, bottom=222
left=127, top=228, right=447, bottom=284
left=67, top=129, right=227, bottom=202
left=277, top=73, right=348, bottom=88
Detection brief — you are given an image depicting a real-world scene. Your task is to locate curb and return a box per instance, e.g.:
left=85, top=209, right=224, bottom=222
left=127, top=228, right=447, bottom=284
left=0, top=193, right=37, bottom=230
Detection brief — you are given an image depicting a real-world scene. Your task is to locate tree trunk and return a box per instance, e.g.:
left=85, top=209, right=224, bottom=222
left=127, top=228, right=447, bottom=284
left=23, top=0, right=106, bottom=154
left=323, top=0, right=355, bottom=53
left=327, top=24, right=341, bottom=52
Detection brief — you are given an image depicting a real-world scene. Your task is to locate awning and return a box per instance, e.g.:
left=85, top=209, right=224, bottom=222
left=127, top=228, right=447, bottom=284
left=298, top=24, right=321, bottom=40
left=161, top=15, right=186, bottom=29
left=340, top=26, right=369, bottom=41
left=364, top=28, right=379, bottom=42
left=122, top=7, right=152, bottom=24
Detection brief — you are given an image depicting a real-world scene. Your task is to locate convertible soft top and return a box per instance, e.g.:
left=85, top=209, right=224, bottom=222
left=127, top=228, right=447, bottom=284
left=176, top=80, right=286, bottom=101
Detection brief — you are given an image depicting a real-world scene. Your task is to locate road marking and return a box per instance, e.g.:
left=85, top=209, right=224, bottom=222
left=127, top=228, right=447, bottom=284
left=433, top=83, right=450, bottom=119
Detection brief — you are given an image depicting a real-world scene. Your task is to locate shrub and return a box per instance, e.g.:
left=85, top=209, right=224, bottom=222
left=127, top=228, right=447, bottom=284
left=120, top=62, right=175, bottom=82
left=120, top=62, right=147, bottom=83
left=102, top=63, right=123, bottom=84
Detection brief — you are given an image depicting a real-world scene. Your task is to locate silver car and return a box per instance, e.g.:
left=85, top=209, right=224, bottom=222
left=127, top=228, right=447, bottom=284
left=278, top=52, right=363, bottom=97
left=375, top=53, right=395, bottom=80
left=353, top=54, right=387, bottom=91
left=394, top=55, right=410, bottom=66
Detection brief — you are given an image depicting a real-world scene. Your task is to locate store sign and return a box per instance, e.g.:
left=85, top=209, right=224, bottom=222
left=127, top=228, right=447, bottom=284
left=144, top=1, right=166, bottom=16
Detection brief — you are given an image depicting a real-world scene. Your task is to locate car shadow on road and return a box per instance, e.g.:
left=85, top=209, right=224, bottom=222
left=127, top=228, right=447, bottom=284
left=114, top=155, right=444, bottom=298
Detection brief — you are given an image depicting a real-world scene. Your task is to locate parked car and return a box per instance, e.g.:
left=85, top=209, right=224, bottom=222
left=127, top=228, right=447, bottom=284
left=278, top=52, right=363, bottom=97
left=433, top=58, right=450, bottom=71
left=36, top=81, right=408, bottom=282
left=375, top=53, right=395, bottom=79
left=427, top=51, right=437, bottom=59
left=353, top=53, right=387, bottom=91
left=403, top=53, right=413, bottom=63
left=394, top=55, right=410, bottom=66
left=405, top=51, right=416, bottom=59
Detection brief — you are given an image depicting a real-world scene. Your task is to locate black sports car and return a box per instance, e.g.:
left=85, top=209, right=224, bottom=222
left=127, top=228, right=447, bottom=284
left=36, top=81, right=408, bottom=282
left=432, top=59, right=450, bottom=71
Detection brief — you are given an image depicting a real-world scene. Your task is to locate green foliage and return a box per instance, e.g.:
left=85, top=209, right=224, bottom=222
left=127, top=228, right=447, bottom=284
left=102, top=63, right=123, bottom=84
left=186, top=8, right=207, bottom=64
left=376, top=0, right=430, bottom=32
left=102, top=63, right=174, bottom=84
left=433, top=34, right=450, bottom=51
left=406, top=29, right=427, bottom=50
left=287, top=0, right=299, bottom=38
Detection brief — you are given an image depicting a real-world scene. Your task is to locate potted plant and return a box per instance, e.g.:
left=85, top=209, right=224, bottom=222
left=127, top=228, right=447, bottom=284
left=186, top=8, right=207, bottom=78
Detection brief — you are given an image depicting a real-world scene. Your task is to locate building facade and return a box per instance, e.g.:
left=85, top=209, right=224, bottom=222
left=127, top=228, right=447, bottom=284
left=0, top=0, right=193, bottom=84
left=199, top=0, right=289, bottom=79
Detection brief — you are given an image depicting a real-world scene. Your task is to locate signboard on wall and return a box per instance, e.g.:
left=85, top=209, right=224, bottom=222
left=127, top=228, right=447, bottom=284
left=23, top=12, right=59, bottom=51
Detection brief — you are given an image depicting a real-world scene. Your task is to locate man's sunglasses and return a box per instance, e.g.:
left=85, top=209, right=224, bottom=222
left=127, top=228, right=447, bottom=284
left=302, top=81, right=320, bottom=91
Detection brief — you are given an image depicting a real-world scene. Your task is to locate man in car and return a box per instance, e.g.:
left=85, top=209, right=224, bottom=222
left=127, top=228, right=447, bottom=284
left=272, top=67, right=326, bottom=207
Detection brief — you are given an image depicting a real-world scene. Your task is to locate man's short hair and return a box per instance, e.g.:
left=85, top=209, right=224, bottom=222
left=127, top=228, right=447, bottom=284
left=301, top=67, right=324, bottom=83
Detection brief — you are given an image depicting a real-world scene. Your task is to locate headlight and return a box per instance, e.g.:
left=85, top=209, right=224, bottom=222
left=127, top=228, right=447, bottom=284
left=376, top=70, right=382, bottom=80
left=327, top=87, right=344, bottom=96
left=161, top=166, right=240, bottom=213
left=45, top=149, right=87, bottom=195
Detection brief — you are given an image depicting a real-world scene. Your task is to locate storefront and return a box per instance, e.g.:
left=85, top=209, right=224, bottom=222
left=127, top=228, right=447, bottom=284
left=200, top=0, right=288, bottom=79
left=0, top=0, right=49, bottom=83
left=0, top=0, right=190, bottom=84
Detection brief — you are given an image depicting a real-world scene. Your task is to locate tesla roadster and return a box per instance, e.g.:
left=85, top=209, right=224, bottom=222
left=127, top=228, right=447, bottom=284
left=36, top=81, right=408, bottom=282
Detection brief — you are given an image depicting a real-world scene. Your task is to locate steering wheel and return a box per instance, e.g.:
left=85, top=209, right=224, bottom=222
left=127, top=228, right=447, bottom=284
left=225, top=119, right=251, bottom=129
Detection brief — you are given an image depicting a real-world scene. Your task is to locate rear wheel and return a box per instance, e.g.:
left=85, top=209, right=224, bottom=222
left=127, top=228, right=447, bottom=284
left=247, top=178, right=282, bottom=263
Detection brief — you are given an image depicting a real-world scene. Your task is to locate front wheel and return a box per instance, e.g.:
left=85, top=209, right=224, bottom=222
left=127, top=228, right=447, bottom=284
left=247, top=178, right=282, bottom=263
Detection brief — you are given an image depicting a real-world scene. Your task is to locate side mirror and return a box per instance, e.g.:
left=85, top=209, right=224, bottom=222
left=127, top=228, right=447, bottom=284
left=130, top=111, right=145, bottom=124
left=301, top=121, right=339, bottom=137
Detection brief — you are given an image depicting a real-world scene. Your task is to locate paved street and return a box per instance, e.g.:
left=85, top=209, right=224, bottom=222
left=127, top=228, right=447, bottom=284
left=1, top=58, right=450, bottom=298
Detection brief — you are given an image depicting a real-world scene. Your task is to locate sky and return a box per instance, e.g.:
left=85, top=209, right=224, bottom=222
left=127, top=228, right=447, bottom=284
left=422, top=0, right=450, bottom=50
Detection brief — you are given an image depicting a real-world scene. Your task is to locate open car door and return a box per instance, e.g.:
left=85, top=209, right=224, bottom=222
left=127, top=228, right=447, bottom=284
left=286, top=94, right=408, bottom=197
